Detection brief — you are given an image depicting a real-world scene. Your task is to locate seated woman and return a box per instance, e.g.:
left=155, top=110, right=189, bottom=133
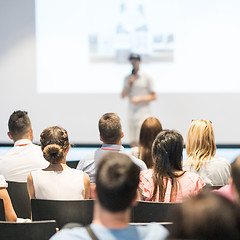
left=183, top=119, right=231, bottom=186
left=169, top=192, right=240, bottom=240
left=131, top=117, right=162, bottom=169
left=0, top=175, right=17, bottom=221
left=27, top=126, right=90, bottom=200
left=139, top=130, right=204, bottom=202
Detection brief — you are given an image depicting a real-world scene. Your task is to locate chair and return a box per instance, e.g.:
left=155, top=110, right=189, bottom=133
left=6, top=181, right=31, bottom=219
left=31, top=199, right=94, bottom=229
left=131, top=201, right=180, bottom=223
left=66, top=160, right=80, bottom=169
left=203, top=185, right=223, bottom=191
left=0, top=199, right=5, bottom=220
left=0, top=220, right=57, bottom=240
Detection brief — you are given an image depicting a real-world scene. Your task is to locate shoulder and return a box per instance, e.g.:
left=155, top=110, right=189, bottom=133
left=139, top=169, right=154, bottom=190
left=0, top=175, right=7, bottom=188
left=210, top=157, right=230, bottom=165
left=76, top=151, right=96, bottom=169
left=181, top=172, right=205, bottom=188
left=129, top=154, right=147, bottom=170
left=134, top=222, right=169, bottom=240
left=50, top=227, right=90, bottom=240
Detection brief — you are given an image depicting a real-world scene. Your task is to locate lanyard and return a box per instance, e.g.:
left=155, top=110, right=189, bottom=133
left=101, top=148, right=120, bottom=151
left=15, top=143, right=31, bottom=147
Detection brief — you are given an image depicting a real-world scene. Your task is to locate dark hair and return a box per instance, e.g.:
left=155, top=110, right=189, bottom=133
left=170, top=192, right=240, bottom=240
left=8, top=111, right=31, bottom=139
left=139, top=117, right=162, bottom=168
left=98, top=113, right=122, bottom=144
left=231, top=155, right=240, bottom=201
left=96, top=152, right=140, bottom=212
left=128, top=53, right=141, bottom=61
left=40, top=126, right=69, bottom=164
left=151, top=130, right=184, bottom=202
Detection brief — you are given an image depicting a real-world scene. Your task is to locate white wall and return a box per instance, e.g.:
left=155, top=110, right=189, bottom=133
left=0, top=0, right=240, bottom=145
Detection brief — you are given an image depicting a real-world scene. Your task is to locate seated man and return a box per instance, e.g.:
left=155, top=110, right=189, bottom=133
left=50, top=152, right=168, bottom=240
left=0, top=111, right=48, bottom=182
left=77, top=113, right=147, bottom=183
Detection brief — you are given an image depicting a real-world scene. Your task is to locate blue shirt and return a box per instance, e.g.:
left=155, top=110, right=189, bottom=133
left=76, top=144, right=147, bottom=183
left=50, top=222, right=168, bottom=240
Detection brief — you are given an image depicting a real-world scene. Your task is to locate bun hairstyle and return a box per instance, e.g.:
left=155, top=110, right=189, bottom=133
left=40, top=126, right=69, bottom=164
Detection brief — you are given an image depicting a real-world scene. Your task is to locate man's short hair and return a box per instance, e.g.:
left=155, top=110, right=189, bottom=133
left=128, top=53, right=141, bottom=61
left=98, top=113, right=122, bottom=144
left=8, top=111, right=31, bottom=139
left=96, top=152, right=140, bottom=212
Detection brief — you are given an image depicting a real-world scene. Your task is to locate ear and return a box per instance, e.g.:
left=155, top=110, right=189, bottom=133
left=29, top=128, right=33, bottom=141
left=66, top=145, right=70, bottom=153
left=100, top=136, right=103, bottom=142
left=131, top=190, right=139, bottom=207
left=7, top=132, right=13, bottom=140
left=121, top=131, right=124, bottom=139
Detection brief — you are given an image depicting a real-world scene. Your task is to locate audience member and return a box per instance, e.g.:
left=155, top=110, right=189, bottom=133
left=169, top=191, right=240, bottom=240
left=76, top=113, right=147, bottom=183
left=0, top=175, right=17, bottom=221
left=139, top=130, right=204, bottom=202
left=27, top=126, right=90, bottom=200
left=131, top=117, right=162, bottom=168
left=0, top=111, right=48, bottom=182
left=50, top=152, right=168, bottom=240
left=183, top=119, right=231, bottom=186
left=214, top=155, right=240, bottom=202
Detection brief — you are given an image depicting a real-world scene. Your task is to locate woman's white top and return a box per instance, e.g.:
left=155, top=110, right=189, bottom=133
left=183, top=157, right=231, bottom=186
left=0, top=175, right=8, bottom=188
left=31, top=168, right=85, bottom=200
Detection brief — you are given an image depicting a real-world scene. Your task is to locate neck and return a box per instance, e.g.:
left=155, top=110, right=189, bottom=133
left=92, top=200, right=130, bottom=229
left=103, top=140, right=122, bottom=146
left=14, top=136, right=32, bottom=143
left=45, top=161, right=69, bottom=171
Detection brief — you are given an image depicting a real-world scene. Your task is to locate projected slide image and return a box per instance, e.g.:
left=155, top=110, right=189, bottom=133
left=88, top=1, right=174, bottom=63
left=36, top=0, right=240, bottom=93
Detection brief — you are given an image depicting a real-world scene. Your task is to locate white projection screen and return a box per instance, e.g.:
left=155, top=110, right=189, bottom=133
left=1, top=0, right=240, bottom=145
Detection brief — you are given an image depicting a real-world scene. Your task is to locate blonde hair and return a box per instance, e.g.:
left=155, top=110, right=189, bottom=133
left=186, top=120, right=216, bottom=171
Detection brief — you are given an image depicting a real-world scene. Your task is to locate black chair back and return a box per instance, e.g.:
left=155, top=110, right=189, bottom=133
left=203, top=185, right=223, bottom=191
left=131, top=201, right=180, bottom=223
left=31, top=199, right=94, bottom=229
left=0, top=199, right=5, bottom=221
left=66, top=160, right=80, bottom=169
left=6, top=181, right=31, bottom=219
left=0, top=220, right=56, bottom=240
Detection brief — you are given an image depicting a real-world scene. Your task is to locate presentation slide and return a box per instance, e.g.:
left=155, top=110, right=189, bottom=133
left=36, top=0, right=240, bottom=93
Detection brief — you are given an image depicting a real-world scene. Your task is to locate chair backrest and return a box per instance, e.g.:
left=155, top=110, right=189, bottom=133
left=66, top=160, right=80, bottom=169
left=0, top=220, right=56, bottom=240
left=6, top=181, right=31, bottom=219
left=31, top=199, right=94, bottom=229
left=0, top=199, right=5, bottom=221
left=203, top=185, right=223, bottom=191
left=131, top=201, right=180, bottom=223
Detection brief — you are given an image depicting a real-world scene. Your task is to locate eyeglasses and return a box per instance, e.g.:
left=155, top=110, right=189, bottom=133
left=192, top=119, right=212, bottom=124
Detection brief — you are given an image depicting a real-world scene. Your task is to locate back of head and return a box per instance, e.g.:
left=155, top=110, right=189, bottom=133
left=139, top=117, right=162, bottom=168
left=231, top=155, right=240, bottom=201
left=170, top=192, right=240, bottom=240
left=186, top=120, right=216, bottom=170
left=96, top=152, right=140, bottom=212
left=152, top=129, right=183, bottom=173
left=40, top=126, right=69, bottom=164
left=151, top=129, right=184, bottom=202
left=8, top=110, right=31, bottom=140
left=98, top=113, right=122, bottom=144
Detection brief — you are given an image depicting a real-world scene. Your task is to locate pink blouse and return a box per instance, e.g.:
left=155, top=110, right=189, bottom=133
left=139, top=169, right=204, bottom=202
